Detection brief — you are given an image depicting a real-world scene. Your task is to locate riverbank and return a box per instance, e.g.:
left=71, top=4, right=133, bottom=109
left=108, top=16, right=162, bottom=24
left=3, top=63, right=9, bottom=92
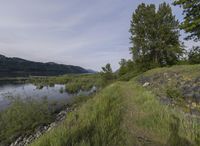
left=30, top=64, right=200, bottom=146
left=0, top=93, right=95, bottom=146
left=10, top=107, right=72, bottom=146
left=0, top=74, right=101, bottom=146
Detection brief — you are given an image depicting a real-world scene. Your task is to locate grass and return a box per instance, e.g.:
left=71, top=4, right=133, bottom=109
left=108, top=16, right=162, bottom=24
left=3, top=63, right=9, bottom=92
left=30, top=84, right=125, bottom=146
left=134, top=64, right=200, bottom=112
left=0, top=98, right=53, bottom=146
left=1, top=65, right=198, bottom=146
left=31, top=77, right=200, bottom=146
left=0, top=94, right=96, bottom=146
left=122, top=81, right=199, bottom=145
left=29, top=74, right=102, bottom=93
left=138, top=64, right=200, bottom=78
left=0, top=73, right=102, bottom=146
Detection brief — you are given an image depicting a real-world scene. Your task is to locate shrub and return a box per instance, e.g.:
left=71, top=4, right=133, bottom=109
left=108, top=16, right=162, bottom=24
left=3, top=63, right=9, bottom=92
left=188, top=46, right=200, bottom=64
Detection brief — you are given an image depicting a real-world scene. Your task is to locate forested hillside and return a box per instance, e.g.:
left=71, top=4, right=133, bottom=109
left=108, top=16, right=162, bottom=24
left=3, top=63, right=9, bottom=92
left=0, top=54, right=89, bottom=77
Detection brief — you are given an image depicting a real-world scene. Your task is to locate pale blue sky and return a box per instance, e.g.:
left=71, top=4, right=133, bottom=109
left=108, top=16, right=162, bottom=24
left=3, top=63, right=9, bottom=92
left=0, top=0, right=199, bottom=71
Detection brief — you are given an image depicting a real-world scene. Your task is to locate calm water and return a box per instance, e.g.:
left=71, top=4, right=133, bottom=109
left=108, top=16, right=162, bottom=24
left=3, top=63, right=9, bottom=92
left=0, top=82, right=95, bottom=110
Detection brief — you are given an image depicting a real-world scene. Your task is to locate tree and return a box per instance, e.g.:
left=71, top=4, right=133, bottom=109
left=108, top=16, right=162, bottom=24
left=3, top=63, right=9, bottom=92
left=101, top=63, right=112, bottom=74
left=174, top=0, right=200, bottom=41
left=100, top=63, right=115, bottom=84
left=188, top=46, right=200, bottom=64
left=118, top=59, right=135, bottom=76
left=130, top=2, right=183, bottom=70
left=118, top=59, right=128, bottom=76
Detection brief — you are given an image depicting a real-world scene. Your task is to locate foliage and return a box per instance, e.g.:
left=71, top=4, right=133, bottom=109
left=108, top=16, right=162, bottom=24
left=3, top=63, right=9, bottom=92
left=30, top=74, right=102, bottom=94
left=31, top=84, right=125, bottom=146
left=174, top=0, right=200, bottom=41
left=31, top=77, right=199, bottom=146
left=0, top=98, right=52, bottom=146
left=166, top=85, right=182, bottom=100
left=100, top=63, right=116, bottom=85
left=136, top=64, right=200, bottom=113
left=130, top=2, right=183, bottom=70
left=188, top=46, right=200, bottom=64
left=118, top=59, right=135, bottom=77
left=118, top=59, right=142, bottom=81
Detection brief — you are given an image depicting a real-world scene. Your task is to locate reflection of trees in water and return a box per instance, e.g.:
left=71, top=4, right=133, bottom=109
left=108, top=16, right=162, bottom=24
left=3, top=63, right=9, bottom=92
left=166, top=115, right=193, bottom=146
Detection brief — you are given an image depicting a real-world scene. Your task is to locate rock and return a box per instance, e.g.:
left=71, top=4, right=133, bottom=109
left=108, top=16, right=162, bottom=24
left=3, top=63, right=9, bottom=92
left=194, top=93, right=200, bottom=103
left=143, top=82, right=150, bottom=87
left=194, top=77, right=200, bottom=83
left=160, top=97, right=172, bottom=105
left=10, top=107, right=72, bottom=146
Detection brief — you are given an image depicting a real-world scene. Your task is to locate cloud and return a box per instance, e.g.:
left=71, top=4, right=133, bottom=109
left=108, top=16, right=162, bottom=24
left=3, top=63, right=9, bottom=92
left=0, top=0, right=199, bottom=71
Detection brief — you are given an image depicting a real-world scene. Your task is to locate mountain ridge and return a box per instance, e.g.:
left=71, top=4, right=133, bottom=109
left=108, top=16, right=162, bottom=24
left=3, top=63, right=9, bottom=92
left=0, top=54, right=91, bottom=77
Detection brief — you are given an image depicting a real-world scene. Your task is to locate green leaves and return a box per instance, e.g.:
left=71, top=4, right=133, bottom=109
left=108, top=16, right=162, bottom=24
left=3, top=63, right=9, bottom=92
left=100, top=64, right=115, bottom=85
left=188, top=46, right=200, bottom=64
left=174, top=0, right=200, bottom=41
left=130, top=2, right=183, bottom=70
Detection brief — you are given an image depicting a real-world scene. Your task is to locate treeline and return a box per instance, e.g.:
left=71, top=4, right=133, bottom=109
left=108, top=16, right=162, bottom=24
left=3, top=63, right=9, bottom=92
left=101, top=1, right=200, bottom=81
left=0, top=55, right=89, bottom=77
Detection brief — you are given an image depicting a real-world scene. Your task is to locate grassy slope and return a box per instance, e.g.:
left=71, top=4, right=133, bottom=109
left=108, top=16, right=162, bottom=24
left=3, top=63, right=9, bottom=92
left=135, top=64, right=200, bottom=112
left=31, top=65, right=200, bottom=146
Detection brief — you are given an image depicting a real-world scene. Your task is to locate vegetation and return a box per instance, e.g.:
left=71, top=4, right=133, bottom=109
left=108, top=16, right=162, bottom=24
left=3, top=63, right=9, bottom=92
left=31, top=84, right=124, bottom=146
left=0, top=87, right=97, bottom=146
left=0, top=98, right=52, bottom=146
left=118, top=59, right=135, bottom=77
left=174, top=0, right=200, bottom=41
left=30, top=74, right=102, bottom=94
left=188, top=46, right=200, bottom=64
left=136, top=64, right=200, bottom=112
left=130, top=2, right=183, bottom=70
left=0, top=54, right=89, bottom=77
left=0, top=1, right=200, bottom=146
left=100, top=63, right=116, bottom=85
left=31, top=69, right=200, bottom=146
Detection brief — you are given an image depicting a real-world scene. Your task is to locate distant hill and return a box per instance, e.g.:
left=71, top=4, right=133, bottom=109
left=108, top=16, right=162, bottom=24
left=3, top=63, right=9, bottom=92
left=0, top=54, right=90, bottom=77
left=86, top=69, right=98, bottom=73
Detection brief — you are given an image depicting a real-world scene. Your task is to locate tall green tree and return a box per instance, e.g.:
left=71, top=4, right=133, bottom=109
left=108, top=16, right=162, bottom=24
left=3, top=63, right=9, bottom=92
left=130, top=3, right=183, bottom=70
left=174, top=0, right=200, bottom=41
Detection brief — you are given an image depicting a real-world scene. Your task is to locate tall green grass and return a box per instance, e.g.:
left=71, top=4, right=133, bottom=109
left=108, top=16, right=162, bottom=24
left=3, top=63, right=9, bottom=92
left=0, top=98, right=52, bottom=146
left=31, top=84, right=125, bottom=146
left=121, top=81, right=200, bottom=145
left=31, top=79, right=200, bottom=146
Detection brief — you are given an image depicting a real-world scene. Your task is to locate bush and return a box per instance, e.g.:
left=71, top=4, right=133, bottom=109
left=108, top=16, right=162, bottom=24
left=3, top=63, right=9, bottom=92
left=166, top=85, right=182, bottom=100
left=188, top=46, right=200, bottom=64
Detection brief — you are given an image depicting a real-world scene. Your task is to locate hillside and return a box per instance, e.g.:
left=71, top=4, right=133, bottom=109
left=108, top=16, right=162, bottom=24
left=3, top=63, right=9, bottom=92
left=30, top=65, right=200, bottom=146
left=0, top=54, right=89, bottom=77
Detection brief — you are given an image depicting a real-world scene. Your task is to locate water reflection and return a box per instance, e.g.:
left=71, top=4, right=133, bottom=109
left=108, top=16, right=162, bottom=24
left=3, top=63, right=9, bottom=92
left=0, top=83, right=94, bottom=110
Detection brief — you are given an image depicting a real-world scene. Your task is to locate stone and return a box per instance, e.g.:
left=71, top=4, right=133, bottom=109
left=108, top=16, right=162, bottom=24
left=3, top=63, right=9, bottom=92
left=143, top=82, right=150, bottom=87
left=160, top=97, right=172, bottom=105
left=10, top=107, right=72, bottom=146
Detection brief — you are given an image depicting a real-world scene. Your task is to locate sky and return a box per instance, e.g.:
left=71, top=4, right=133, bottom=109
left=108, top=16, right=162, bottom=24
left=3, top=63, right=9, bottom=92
left=0, top=0, right=199, bottom=71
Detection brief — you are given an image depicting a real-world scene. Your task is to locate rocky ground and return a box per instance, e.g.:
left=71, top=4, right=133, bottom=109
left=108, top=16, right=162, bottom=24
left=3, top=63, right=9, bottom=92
left=10, top=107, right=73, bottom=146
left=138, top=71, right=200, bottom=114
